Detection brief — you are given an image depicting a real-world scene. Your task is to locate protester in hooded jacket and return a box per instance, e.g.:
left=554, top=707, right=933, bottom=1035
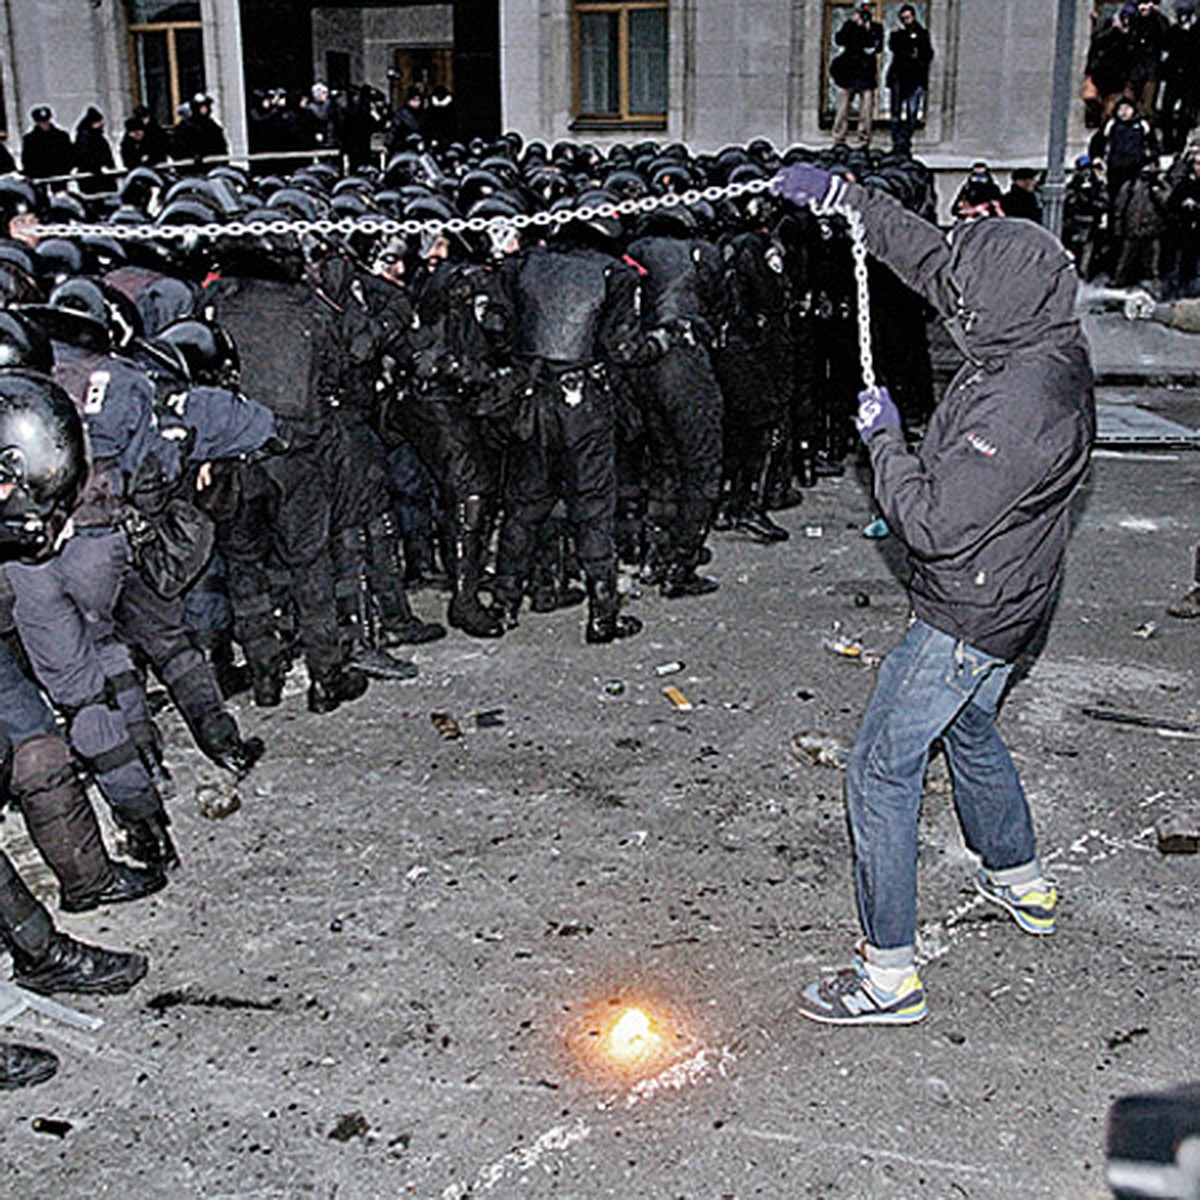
left=774, top=162, right=1095, bottom=1027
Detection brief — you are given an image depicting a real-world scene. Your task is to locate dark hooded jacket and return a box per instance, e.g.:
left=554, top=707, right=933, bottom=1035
left=844, top=183, right=1095, bottom=660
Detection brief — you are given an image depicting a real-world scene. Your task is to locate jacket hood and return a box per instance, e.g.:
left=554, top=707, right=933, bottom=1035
left=945, top=217, right=1080, bottom=364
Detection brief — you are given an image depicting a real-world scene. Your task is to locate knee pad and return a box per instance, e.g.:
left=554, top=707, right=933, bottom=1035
left=10, top=734, right=76, bottom=805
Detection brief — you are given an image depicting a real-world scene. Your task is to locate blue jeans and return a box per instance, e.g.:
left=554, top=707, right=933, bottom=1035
left=890, top=84, right=924, bottom=154
left=845, top=620, right=1039, bottom=958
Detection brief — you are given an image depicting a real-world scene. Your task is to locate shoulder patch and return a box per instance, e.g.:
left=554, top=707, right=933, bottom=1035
left=965, top=431, right=998, bottom=458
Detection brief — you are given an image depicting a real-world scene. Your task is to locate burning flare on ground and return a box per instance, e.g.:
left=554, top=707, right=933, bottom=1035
left=605, top=1007, right=663, bottom=1066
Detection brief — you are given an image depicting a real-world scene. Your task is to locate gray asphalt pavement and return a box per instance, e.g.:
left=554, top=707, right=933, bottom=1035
left=0, top=329, right=1198, bottom=1198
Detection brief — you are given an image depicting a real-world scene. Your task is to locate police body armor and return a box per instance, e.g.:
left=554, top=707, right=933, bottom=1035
left=625, top=236, right=712, bottom=330
left=204, top=276, right=327, bottom=424
left=515, top=247, right=609, bottom=367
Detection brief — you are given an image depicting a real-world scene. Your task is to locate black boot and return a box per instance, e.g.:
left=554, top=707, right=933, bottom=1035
left=60, top=863, right=166, bottom=915
left=12, top=931, right=148, bottom=996
left=448, top=497, right=505, bottom=638
left=640, top=522, right=672, bottom=586
left=307, top=666, right=369, bottom=715
left=735, top=510, right=790, bottom=543
left=363, top=516, right=446, bottom=645
left=251, top=663, right=284, bottom=708
left=661, top=564, right=720, bottom=599
left=736, top=427, right=792, bottom=542
left=402, top=504, right=450, bottom=591
left=208, top=630, right=252, bottom=700
left=529, top=519, right=586, bottom=614
left=585, top=573, right=643, bottom=644
left=0, top=1044, right=58, bottom=1090
left=333, top=526, right=422, bottom=680
left=195, top=711, right=265, bottom=779
left=118, top=809, right=180, bottom=872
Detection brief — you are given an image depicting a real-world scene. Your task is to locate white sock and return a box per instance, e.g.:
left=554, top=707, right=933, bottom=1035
left=1011, top=876, right=1050, bottom=898
left=864, top=961, right=915, bottom=994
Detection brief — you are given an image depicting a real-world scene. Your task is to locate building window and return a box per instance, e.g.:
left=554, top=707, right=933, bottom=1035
left=573, top=2, right=667, bottom=129
left=127, top=1, right=205, bottom=127
left=821, top=1, right=930, bottom=126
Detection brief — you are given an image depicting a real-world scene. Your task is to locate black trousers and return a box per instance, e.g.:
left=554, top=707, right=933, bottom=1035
left=496, top=371, right=616, bottom=593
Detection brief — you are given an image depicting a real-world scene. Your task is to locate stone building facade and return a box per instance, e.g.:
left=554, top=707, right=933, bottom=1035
left=0, top=1, right=1092, bottom=180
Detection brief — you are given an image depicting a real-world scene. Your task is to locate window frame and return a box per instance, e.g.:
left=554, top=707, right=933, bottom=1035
left=571, top=0, right=668, bottom=132
left=128, top=19, right=204, bottom=128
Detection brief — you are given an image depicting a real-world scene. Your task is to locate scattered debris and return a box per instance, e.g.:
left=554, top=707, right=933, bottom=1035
left=790, top=731, right=848, bottom=769
left=853, top=592, right=871, bottom=608
left=1132, top=621, right=1158, bottom=639
left=431, top=712, right=463, bottom=740
left=195, top=781, right=241, bottom=820
left=603, top=680, right=626, bottom=696
left=473, top=709, right=505, bottom=729
left=662, top=685, right=694, bottom=712
left=796, top=689, right=816, bottom=701
left=824, top=634, right=864, bottom=658
left=804, top=526, right=824, bottom=539
left=146, top=989, right=282, bottom=1015
left=1105, top=1027, right=1150, bottom=1052
left=655, top=661, right=685, bottom=677
left=31, top=1117, right=72, bottom=1139
left=862, top=517, right=890, bottom=539
left=1156, top=810, right=1200, bottom=855
left=1081, top=707, right=1200, bottom=737
left=328, top=1111, right=371, bottom=1142
left=823, top=635, right=883, bottom=668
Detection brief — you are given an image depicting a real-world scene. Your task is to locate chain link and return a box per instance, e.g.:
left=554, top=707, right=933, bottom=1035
left=840, top=207, right=876, bottom=393
left=33, top=173, right=876, bottom=392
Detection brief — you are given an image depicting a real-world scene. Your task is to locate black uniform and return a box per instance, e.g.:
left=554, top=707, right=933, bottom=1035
left=404, top=253, right=519, bottom=636
left=625, top=230, right=728, bottom=592
left=495, top=239, right=664, bottom=641
left=21, top=123, right=74, bottom=181
left=312, top=254, right=444, bottom=662
left=203, top=271, right=359, bottom=705
left=713, top=225, right=794, bottom=539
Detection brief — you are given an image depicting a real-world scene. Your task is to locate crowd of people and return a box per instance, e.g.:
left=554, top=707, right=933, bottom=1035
left=0, top=131, right=945, bottom=1083
left=1067, top=0, right=1200, bottom=295
left=0, top=97, right=230, bottom=187
left=0, top=81, right=466, bottom=196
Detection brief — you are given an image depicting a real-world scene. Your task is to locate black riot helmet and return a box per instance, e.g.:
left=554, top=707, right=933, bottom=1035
left=403, top=193, right=466, bottom=260
left=0, top=312, right=53, bottom=373
left=633, top=199, right=698, bottom=239
left=0, top=178, right=40, bottom=230
left=32, top=238, right=86, bottom=287
left=79, top=234, right=129, bottom=273
left=157, top=318, right=240, bottom=388
left=267, top=187, right=330, bottom=221
left=20, top=276, right=143, bottom=352
left=0, top=370, right=88, bottom=562
left=466, top=194, right=524, bottom=261
left=603, top=168, right=651, bottom=202
left=0, top=261, right=44, bottom=307
left=120, top=166, right=166, bottom=213
left=45, top=192, right=88, bottom=224
left=456, top=168, right=506, bottom=215
left=550, top=187, right=624, bottom=248
left=0, top=240, right=38, bottom=279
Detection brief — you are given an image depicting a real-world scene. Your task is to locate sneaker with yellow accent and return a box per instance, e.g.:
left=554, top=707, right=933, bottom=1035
left=797, top=955, right=927, bottom=1026
left=974, top=870, right=1058, bottom=935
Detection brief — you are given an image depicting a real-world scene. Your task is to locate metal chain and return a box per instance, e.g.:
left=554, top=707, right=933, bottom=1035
left=33, top=173, right=876, bottom=391
left=839, top=207, right=876, bottom=393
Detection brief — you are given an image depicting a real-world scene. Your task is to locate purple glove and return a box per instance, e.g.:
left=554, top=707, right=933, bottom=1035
left=855, top=386, right=901, bottom=444
left=772, top=163, right=846, bottom=210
